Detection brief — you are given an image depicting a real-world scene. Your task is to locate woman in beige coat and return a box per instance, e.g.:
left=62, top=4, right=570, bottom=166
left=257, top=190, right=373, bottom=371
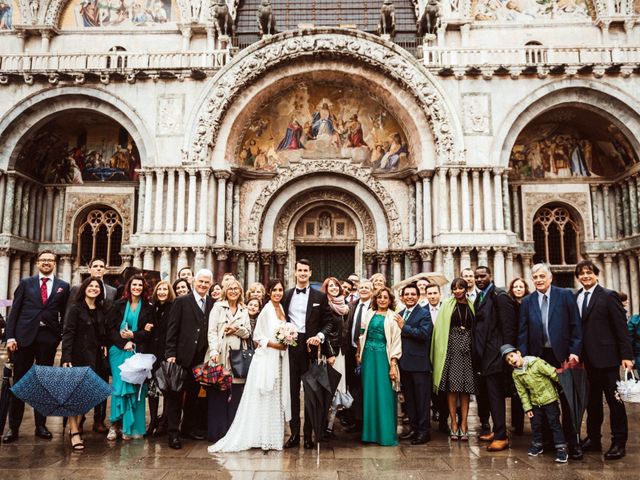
left=207, top=279, right=251, bottom=442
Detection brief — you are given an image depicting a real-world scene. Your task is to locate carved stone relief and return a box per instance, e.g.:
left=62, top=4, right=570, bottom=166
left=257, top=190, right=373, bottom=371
left=461, top=92, right=491, bottom=136
left=157, top=95, right=184, bottom=136
left=188, top=29, right=459, bottom=165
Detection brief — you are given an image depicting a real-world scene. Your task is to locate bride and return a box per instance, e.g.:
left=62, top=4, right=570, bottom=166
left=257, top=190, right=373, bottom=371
left=208, top=279, right=291, bottom=452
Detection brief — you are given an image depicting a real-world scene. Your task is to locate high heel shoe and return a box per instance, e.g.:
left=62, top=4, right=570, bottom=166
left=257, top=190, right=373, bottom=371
left=70, top=431, right=85, bottom=451
left=460, top=431, right=469, bottom=442
left=449, top=427, right=461, bottom=441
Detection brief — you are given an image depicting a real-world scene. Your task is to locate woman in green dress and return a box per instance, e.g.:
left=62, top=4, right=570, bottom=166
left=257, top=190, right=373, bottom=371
left=357, top=286, right=402, bottom=446
left=106, top=274, right=154, bottom=440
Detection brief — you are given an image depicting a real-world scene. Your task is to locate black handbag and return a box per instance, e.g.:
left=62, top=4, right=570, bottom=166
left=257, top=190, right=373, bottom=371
left=155, top=360, right=187, bottom=392
left=229, top=340, right=254, bottom=378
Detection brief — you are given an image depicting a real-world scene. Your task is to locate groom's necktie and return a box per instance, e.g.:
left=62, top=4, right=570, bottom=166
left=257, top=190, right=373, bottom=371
left=353, top=303, right=365, bottom=347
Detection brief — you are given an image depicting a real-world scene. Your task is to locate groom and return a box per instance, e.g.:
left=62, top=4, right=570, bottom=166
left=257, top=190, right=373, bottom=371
left=282, top=259, right=334, bottom=449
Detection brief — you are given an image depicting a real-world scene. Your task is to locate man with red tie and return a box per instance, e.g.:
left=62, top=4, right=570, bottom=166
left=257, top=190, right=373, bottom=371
left=3, top=250, right=70, bottom=443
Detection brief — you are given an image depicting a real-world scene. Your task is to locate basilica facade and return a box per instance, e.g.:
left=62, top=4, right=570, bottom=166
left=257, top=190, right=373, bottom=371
left=0, top=0, right=639, bottom=313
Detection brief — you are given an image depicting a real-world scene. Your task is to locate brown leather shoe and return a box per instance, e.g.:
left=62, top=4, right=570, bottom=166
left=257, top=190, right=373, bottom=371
left=479, top=432, right=494, bottom=442
left=487, top=439, right=509, bottom=452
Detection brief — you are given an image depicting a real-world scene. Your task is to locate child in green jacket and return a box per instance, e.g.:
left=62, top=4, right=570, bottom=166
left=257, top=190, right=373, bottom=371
left=501, top=344, right=568, bottom=463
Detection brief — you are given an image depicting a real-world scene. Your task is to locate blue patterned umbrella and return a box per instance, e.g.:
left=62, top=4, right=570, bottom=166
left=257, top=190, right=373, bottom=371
left=11, top=365, right=112, bottom=417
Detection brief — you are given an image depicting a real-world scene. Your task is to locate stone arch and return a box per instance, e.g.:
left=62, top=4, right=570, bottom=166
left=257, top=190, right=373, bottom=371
left=185, top=28, right=464, bottom=166
left=522, top=194, right=589, bottom=243
left=493, top=79, right=640, bottom=169
left=65, top=197, right=133, bottom=245
left=250, top=160, right=402, bottom=251
left=0, top=86, right=156, bottom=171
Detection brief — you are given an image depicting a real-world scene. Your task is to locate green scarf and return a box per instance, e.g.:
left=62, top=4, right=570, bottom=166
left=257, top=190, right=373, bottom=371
left=430, top=297, right=475, bottom=393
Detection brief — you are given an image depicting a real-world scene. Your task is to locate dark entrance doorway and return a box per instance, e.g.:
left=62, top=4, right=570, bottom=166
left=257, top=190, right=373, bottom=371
left=296, top=245, right=355, bottom=285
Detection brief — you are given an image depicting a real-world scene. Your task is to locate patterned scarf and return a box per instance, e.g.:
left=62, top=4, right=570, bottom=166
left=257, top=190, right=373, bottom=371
left=328, top=294, right=350, bottom=316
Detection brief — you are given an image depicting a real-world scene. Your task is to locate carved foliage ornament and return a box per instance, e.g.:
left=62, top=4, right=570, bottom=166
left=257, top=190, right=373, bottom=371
left=189, top=30, right=457, bottom=164
left=64, top=192, right=134, bottom=243
left=247, top=160, right=403, bottom=250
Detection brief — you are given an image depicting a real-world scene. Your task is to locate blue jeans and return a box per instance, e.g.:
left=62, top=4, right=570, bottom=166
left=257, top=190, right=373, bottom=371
left=530, top=401, right=566, bottom=449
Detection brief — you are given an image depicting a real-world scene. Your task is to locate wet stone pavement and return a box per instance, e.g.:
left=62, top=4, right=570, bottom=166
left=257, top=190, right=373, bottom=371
left=1, top=397, right=639, bottom=480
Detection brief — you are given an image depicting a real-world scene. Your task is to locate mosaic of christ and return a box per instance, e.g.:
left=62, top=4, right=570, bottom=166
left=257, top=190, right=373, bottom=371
left=237, top=83, right=412, bottom=172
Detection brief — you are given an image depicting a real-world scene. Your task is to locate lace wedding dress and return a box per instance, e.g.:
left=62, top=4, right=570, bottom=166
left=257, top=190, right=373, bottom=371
left=208, top=301, right=291, bottom=452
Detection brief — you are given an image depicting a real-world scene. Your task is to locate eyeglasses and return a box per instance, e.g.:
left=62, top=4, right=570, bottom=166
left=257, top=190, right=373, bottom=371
left=38, top=258, right=56, bottom=263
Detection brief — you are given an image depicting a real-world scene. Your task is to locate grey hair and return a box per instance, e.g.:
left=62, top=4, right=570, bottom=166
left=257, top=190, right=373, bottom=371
left=194, top=268, right=214, bottom=281
left=359, top=280, right=373, bottom=289
left=531, top=263, right=552, bottom=277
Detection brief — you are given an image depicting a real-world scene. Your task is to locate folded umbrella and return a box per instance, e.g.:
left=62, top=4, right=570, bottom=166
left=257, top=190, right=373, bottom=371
left=556, top=359, right=589, bottom=445
left=0, top=355, right=13, bottom=437
left=11, top=365, right=111, bottom=417
left=119, top=353, right=156, bottom=385
left=155, top=360, right=187, bottom=393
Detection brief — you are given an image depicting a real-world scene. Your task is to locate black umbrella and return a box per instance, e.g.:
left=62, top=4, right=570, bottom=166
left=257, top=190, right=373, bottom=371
left=556, top=360, right=589, bottom=445
left=155, top=360, right=187, bottom=393
left=0, top=352, right=13, bottom=439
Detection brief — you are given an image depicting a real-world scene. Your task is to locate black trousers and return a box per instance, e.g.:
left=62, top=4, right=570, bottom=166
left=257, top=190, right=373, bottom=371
left=541, top=348, right=579, bottom=447
left=511, top=394, right=525, bottom=433
left=93, top=356, right=109, bottom=425
left=9, top=329, right=58, bottom=430
left=207, top=384, right=244, bottom=442
left=531, top=402, right=566, bottom=449
left=345, top=344, right=362, bottom=424
left=165, top=369, right=204, bottom=438
left=586, top=365, right=627, bottom=446
left=288, top=333, right=312, bottom=438
left=480, top=373, right=507, bottom=440
left=401, top=370, right=431, bottom=435
left=477, top=376, right=491, bottom=426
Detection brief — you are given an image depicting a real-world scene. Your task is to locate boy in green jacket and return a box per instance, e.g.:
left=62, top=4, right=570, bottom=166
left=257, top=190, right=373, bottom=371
left=501, top=344, right=568, bottom=463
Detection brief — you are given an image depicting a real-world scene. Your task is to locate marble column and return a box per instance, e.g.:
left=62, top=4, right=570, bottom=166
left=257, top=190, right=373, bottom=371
left=206, top=248, right=214, bottom=271
left=20, top=255, right=30, bottom=280
left=233, top=181, right=241, bottom=246
left=628, top=177, right=638, bottom=235
left=187, top=169, right=197, bottom=233
left=622, top=181, right=631, bottom=237
left=521, top=254, right=533, bottom=287
left=443, top=248, right=455, bottom=286
left=502, top=174, right=512, bottom=232
left=176, top=170, right=186, bottom=233
left=225, top=180, right=233, bottom=244
left=493, top=169, right=504, bottom=231
left=35, top=190, right=45, bottom=242
left=630, top=251, right=639, bottom=315
left=636, top=176, right=640, bottom=234
left=438, top=168, right=448, bottom=233
left=494, top=248, right=506, bottom=287
left=0, top=249, right=9, bottom=314
left=136, top=171, right=146, bottom=234
left=434, top=249, right=444, bottom=274
left=589, top=185, right=601, bottom=239
left=275, top=252, right=286, bottom=283
left=364, top=253, right=376, bottom=279
left=9, top=253, right=21, bottom=298
left=2, top=173, right=15, bottom=234
left=260, top=252, right=271, bottom=285
left=216, top=173, right=228, bottom=245
left=482, top=169, right=493, bottom=231
left=120, top=254, right=132, bottom=271
left=415, top=179, right=423, bottom=245
left=19, top=182, right=31, bottom=238
left=55, top=187, right=65, bottom=242
left=460, top=169, right=471, bottom=232
left=449, top=169, right=460, bottom=232
left=199, top=169, right=211, bottom=233
left=133, top=249, right=143, bottom=269
left=377, top=253, right=389, bottom=282
left=472, top=169, right=481, bottom=232
left=614, top=186, right=623, bottom=238
left=408, top=251, right=420, bottom=275
left=505, top=249, right=514, bottom=286
left=408, top=181, right=416, bottom=245
left=391, top=252, right=403, bottom=286
left=246, top=252, right=258, bottom=286
left=459, top=247, right=472, bottom=271
left=165, top=169, right=175, bottom=233
left=419, top=249, right=434, bottom=273
left=154, top=169, right=165, bottom=232
left=12, top=178, right=23, bottom=235
left=603, top=254, right=614, bottom=289
left=423, top=175, right=433, bottom=243
left=43, top=187, right=54, bottom=241
left=206, top=27, right=215, bottom=50
left=0, top=173, right=5, bottom=222
left=194, top=247, right=206, bottom=273
left=602, top=185, right=612, bottom=239
left=618, top=253, right=630, bottom=301
left=177, top=248, right=189, bottom=271
left=143, top=170, right=154, bottom=233
left=159, top=247, right=172, bottom=280
left=143, top=248, right=155, bottom=271
left=477, top=247, right=489, bottom=269
left=27, top=185, right=37, bottom=239
left=230, top=252, right=239, bottom=276
left=60, top=256, right=72, bottom=284
left=512, top=185, right=521, bottom=239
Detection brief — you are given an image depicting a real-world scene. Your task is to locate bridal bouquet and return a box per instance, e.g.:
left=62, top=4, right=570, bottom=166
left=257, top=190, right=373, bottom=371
left=275, top=323, right=298, bottom=347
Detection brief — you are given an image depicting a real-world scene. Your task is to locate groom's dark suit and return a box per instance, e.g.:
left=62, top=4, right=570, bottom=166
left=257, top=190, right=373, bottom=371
left=282, top=286, right=333, bottom=439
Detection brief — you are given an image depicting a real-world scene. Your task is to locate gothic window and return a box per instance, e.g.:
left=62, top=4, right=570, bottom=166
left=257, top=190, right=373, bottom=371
left=76, top=208, right=123, bottom=267
left=533, top=206, right=580, bottom=266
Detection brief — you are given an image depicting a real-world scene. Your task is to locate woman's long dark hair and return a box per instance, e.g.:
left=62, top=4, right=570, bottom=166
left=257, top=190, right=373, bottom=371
left=73, top=276, right=104, bottom=307
left=122, top=274, right=150, bottom=302
left=266, top=278, right=284, bottom=300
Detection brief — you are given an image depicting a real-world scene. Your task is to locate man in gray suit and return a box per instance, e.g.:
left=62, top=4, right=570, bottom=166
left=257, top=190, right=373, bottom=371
left=68, top=257, right=117, bottom=433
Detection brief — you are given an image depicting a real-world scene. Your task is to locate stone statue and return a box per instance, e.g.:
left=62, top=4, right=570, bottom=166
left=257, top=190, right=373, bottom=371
left=211, top=0, right=234, bottom=37
left=378, top=0, right=396, bottom=38
left=190, top=0, right=202, bottom=22
left=417, top=0, right=440, bottom=37
left=29, top=0, right=39, bottom=24
left=257, top=0, right=276, bottom=36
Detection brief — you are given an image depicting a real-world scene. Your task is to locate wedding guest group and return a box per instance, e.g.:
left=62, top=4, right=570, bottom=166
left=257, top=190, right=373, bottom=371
left=0, top=250, right=635, bottom=464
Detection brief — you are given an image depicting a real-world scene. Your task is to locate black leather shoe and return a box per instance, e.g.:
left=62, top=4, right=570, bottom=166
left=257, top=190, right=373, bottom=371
left=345, top=423, right=361, bottom=434
left=400, top=430, right=416, bottom=441
left=479, top=423, right=491, bottom=437
left=35, top=426, right=52, bottom=440
left=411, top=433, right=431, bottom=445
left=168, top=436, right=182, bottom=450
left=2, top=429, right=18, bottom=443
left=569, top=446, right=583, bottom=460
left=580, top=437, right=602, bottom=452
left=185, top=431, right=205, bottom=441
left=303, top=439, right=315, bottom=449
left=604, top=444, right=625, bottom=460
left=283, top=434, right=300, bottom=449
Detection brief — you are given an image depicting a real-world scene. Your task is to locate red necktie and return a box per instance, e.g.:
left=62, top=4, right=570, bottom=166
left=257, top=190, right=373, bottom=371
left=41, top=277, right=49, bottom=304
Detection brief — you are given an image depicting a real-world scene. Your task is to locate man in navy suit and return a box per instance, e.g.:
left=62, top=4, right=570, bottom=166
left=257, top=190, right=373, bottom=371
left=3, top=250, right=70, bottom=443
left=395, top=283, right=433, bottom=444
left=574, top=260, right=634, bottom=460
left=518, top=263, right=583, bottom=459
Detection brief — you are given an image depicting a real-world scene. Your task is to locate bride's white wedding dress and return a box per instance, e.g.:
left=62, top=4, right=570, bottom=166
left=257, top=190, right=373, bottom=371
left=208, top=301, right=291, bottom=452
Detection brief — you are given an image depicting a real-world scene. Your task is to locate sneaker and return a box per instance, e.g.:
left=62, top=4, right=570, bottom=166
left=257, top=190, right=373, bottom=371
left=528, top=445, right=544, bottom=457
left=106, top=427, right=119, bottom=441
left=555, top=448, right=568, bottom=463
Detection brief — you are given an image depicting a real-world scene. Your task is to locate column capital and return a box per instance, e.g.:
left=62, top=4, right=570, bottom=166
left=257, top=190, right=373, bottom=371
left=245, top=251, right=259, bottom=263
left=260, top=251, right=272, bottom=264
left=492, top=167, right=505, bottom=176
left=390, top=251, right=404, bottom=263
left=376, top=253, right=389, bottom=265
left=215, top=171, right=232, bottom=181
left=406, top=250, right=419, bottom=262
left=493, top=246, right=505, bottom=255
left=449, top=168, right=460, bottom=178
left=603, top=253, right=614, bottom=263
left=476, top=246, right=490, bottom=254
left=158, top=247, right=173, bottom=254
left=0, top=247, right=13, bottom=256
left=215, top=248, right=229, bottom=260
left=364, top=252, right=377, bottom=264
left=186, top=167, right=198, bottom=177
left=200, top=168, right=212, bottom=179
left=459, top=246, right=473, bottom=255
left=419, top=248, right=435, bottom=261
left=443, top=247, right=455, bottom=257
left=471, top=168, right=481, bottom=178
left=120, top=253, right=132, bottom=262
left=417, top=170, right=434, bottom=180
left=274, top=251, right=287, bottom=265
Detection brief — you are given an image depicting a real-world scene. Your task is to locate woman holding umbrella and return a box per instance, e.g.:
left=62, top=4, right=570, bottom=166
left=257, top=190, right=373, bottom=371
left=61, top=276, right=108, bottom=450
left=106, top=274, right=154, bottom=440
left=356, top=286, right=402, bottom=446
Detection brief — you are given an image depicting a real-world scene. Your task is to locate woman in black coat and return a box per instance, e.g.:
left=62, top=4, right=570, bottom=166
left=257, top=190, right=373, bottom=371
left=507, top=277, right=530, bottom=435
left=62, top=276, right=107, bottom=450
left=146, top=280, right=175, bottom=436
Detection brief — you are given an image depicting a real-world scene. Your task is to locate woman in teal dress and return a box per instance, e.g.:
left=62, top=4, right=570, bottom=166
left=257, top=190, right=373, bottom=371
left=357, top=286, right=402, bottom=446
left=106, top=274, right=154, bottom=440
